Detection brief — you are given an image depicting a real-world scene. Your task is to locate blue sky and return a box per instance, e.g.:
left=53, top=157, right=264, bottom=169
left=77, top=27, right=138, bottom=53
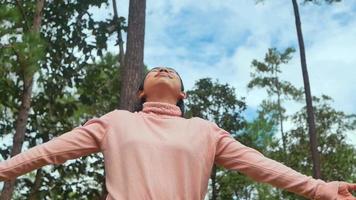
left=91, top=0, right=356, bottom=144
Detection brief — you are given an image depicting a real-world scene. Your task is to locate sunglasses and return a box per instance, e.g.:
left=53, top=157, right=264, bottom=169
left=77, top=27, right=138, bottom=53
left=149, top=67, right=179, bottom=75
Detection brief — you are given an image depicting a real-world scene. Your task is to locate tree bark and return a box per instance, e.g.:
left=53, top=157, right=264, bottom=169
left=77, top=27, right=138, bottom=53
left=98, top=0, right=146, bottom=199
left=273, top=63, right=287, bottom=158
left=210, top=165, right=217, bottom=200
left=112, top=0, right=125, bottom=66
left=118, top=0, right=146, bottom=111
left=291, top=0, right=321, bottom=179
left=28, top=169, right=43, bottom=200
left=98, top=173, right=108, bottom=200
left=0, top=1, right=45, bottom=199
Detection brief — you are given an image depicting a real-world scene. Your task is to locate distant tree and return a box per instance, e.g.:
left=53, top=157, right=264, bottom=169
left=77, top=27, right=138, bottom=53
left=218, top=108, right=280, bottom=200
left=248, top=47, right=303, bottom=158
left=185, top=78, right=246, bottom=200
left=0, top=1, right=119, bottom=198
left=291, top=0, right=321, bottom=179
left=256, top=0, right=343, bottom=180
left=111, top=0, right=126, bottom=66
left=289, top=95, right=356, bottom=182
left=0, top=1, right=45, bottom=199
left=12, top=52, right=120, bottom=200
left=246, top=45, right=354, bottom=199
left=276, top=95, right=356, bottom=199
left=291, top=0, right=342, bottom=179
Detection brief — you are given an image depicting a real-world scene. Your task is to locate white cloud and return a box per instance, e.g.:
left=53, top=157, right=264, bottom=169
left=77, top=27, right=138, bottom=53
left=91, top=0, right=356, bottom=144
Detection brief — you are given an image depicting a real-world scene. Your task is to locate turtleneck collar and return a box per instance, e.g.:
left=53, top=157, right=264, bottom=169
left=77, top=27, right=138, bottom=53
left=142, top=102, right=182, bottom=117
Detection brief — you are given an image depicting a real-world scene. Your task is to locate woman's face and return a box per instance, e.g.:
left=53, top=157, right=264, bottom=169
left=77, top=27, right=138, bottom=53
left=138, top=67, right=186, bottom=102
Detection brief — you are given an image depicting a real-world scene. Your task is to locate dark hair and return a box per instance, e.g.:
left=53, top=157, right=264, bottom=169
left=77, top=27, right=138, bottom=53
left=133, top=68, right=185, bottom=116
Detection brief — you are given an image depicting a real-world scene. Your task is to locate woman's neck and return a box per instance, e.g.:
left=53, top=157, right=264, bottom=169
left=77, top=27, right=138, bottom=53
left=145, top=95, right=178, bottom=105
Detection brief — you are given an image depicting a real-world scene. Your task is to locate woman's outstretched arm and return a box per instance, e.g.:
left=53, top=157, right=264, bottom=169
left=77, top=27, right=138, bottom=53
left=211, top=122, right=356, bottom=200
left=0, top=115, right=110, bottom=181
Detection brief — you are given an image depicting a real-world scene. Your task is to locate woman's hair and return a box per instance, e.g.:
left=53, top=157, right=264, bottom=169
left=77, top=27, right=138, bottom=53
left=133, top=68, right=185, bottom=116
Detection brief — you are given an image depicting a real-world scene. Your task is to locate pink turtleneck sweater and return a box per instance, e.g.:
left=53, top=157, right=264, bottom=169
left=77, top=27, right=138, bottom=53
left=0, top=102, right=339, bottom=199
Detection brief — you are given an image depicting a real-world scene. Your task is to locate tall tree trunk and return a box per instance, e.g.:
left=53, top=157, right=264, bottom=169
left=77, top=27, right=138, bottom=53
left=291, top=0, right=321, bottom=179
left=273, top=64, right=287, bottom=158
left=27, top=131, right=50, bottom=199
left=210, top=165, right=217, bottom=200
left=0, top=1, right=45, bottom=199
left=98, top=173, right=108, bottom=200
left=27, top=169, right=43, bottom=200
left=98, top=0, right=146, bottom=199
left=118, top=0, right=146, bottom=111
left=96, top=1, right=127, bottom=199
left=112, top=0, right=125, bottom=66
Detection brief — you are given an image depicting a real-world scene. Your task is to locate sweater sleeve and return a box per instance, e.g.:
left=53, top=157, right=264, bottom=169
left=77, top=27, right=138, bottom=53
left=211, top=122, right=339, bottom=200
left=0, top=115, right=109, bottom=181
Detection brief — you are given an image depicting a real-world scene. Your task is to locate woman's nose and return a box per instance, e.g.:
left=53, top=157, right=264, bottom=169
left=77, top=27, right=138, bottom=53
left=159, top=68, right=169, bottom=73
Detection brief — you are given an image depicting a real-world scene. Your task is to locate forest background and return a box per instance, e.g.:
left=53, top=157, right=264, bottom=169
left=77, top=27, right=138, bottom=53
left=0, top=0, right=355, bottom=199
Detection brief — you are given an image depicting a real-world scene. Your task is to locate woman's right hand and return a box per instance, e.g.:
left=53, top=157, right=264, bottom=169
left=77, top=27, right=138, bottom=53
left=337, top=182, right=356, bottom=200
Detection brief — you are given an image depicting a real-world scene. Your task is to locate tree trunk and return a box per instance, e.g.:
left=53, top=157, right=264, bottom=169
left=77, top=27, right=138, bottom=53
left=98, top=173, right=108, bottom=200
left=210, top=165, right=217, bottom=200
left=118, top=0, right=146, bottom=111
left=28, top=169, right=43, bottom=200
left=27, top=131, right=51, bottom=199
left=112, top=0, right=125, bottom=66
left=98, top=0, right=146, bottom=199
left=291, top=0, right=321, bottom=179
left=273, top=64, right=287, bottom=158
left=96, top=1, right=127, bottom=199
left=0, top=1, right=45, bottom=199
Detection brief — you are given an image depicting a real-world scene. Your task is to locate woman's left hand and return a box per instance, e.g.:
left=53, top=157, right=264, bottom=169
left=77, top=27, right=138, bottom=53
left=337, top=182, right=356, bottom=200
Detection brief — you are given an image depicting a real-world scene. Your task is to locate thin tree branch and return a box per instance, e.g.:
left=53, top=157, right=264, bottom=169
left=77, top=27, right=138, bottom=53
left=14, top=0, right=31, bottom=31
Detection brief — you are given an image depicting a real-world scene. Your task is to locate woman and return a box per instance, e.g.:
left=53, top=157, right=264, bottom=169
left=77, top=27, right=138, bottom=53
left=1, top=67, right=355, bottom=199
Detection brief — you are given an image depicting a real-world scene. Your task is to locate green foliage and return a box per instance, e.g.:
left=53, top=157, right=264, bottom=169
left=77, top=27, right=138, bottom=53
left=248, top=47, right=303, bottom=162
left=289, top=95, right=356, bottom=180
left=0, top=3, right=45, bottom=162
left=241, top=110, right=278, bottom=152
left=15, top=31, right=46, bottom=77
left=186, top=78, right=247, bottom=199
left=0, top=1, right=126, bottom=199
left=22, top=52, right=121, bottom=199
left=0, top=3, right=45, bottom=77
left=0, top=5, right=20, bottom=22
left=242, top=47, right=355, bottom=199
left=267, top=95, right=356, bottom=200
left=0, top=4, right=22, bottom=162
left=186, top=78, right=246, bottom=132
left=248, top=47, right=303, bottom=100
left=229, top=98, right=282, bottom=200
left=0, top=3, right=43, bottom=131
left=76, top=52, right=121, bottom=117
